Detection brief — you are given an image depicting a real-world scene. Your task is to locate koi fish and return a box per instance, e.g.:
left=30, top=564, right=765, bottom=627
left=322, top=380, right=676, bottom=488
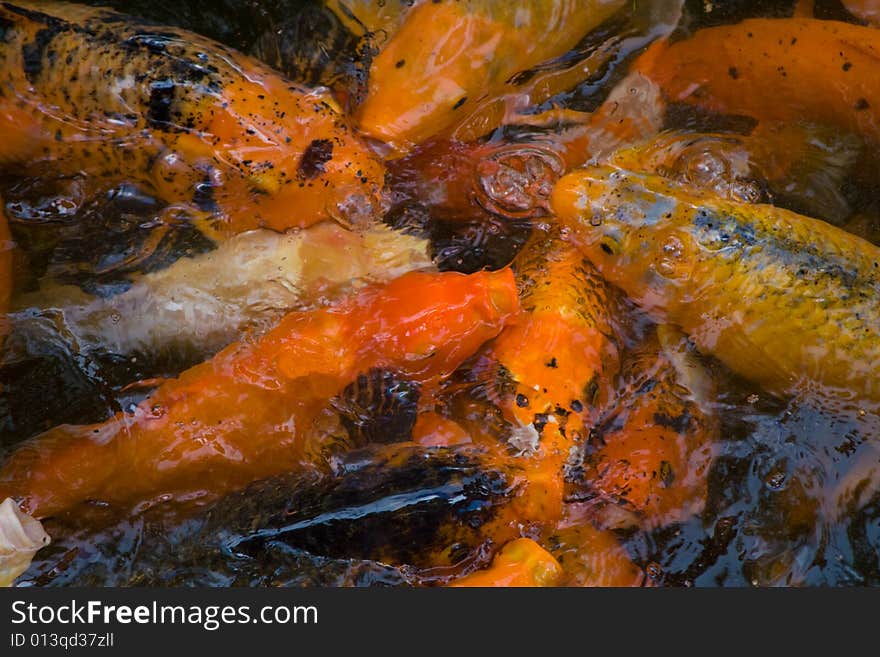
left=6, top=222, right=431, bottom=369
left=607, top=122, right=861, bottom=224
left=0, top=1, right=384, bottom=238
left=638, top=18, right=880, bottom=144
left=574, top=325, right=717, bottom=529
left=449, top=538, right=562, bottom=587
left=0, top=268, right=519, bottom=519
left=488, top=228, right=621, bottom=441
left=439, top=228, right=622, bottom=530
left=355, top=0, right=627, bottom=154
left=552, top=165, right=880, bottom=404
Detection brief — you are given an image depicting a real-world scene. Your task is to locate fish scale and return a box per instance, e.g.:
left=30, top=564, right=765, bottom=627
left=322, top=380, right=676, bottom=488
left=514, top=227, right=615, bottom=332
left=0, top=0, right=383, bottom=236
left=552, top=165, right=880, bottom=403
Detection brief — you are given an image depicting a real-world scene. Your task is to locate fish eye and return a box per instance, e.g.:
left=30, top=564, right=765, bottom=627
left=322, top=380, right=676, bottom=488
left=599, top=234, right=621, bottom=256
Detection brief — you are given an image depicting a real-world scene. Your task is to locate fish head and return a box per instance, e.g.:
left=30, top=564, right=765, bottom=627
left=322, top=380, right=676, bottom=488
left=354, top=2, right=505, bottom=155
left=360, top=268, right=520, bottom=381
left=200, top=80, right=386, bottom=233
left=551, top=166, right=701, bottom=318
left=243, top=135, right=386, bottom=231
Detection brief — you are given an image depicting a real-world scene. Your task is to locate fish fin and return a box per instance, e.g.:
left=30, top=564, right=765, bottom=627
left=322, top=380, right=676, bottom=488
left=0, top=498, right=50, bottom=587
left=657, top=324, right=716, bottom=412
left=505, top=109, right=594, bottom=130
left=332, top=368, right=420, bottom=448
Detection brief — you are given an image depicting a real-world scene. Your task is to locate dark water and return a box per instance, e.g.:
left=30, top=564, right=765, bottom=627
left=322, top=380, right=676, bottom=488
left=3, top=0, right=880, bottom=587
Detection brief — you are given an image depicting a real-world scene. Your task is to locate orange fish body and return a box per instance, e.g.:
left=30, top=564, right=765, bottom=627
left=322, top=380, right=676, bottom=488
left=583, top=326, right=717, bottom=528
left=639, top=18, right=880, bottom=143
left=475, top=229, right=621, bottom=526
left=449, top=537, right=562, bottom=587
left=0, top=269, right=519, bottom=518
left=355, top=0, right=626, bottom=154
left=491, top=230, right=620, bottom=431
left=550, top=510, right=646, bottom=586
left=0, top=1, right=384, bottom=237
left=404, top=233, right=621, bottom=542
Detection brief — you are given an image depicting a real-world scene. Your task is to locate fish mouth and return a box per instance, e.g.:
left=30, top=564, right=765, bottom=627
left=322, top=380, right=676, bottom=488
left=550, top=170, right=602, bottom=229
left=485, top=267, right=519, bottom=318
left=474, top=145, right=565, bottom=219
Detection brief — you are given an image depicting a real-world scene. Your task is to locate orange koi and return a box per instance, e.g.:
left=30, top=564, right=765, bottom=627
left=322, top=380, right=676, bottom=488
left=451, top=228, right=622, bottom=528
left=578, top=326, right=717, bottom=529
left=638, top=18, right=880, bottom=143
left=490, top=229, right=620, bottom=433
left=449, top=538, right=562, bottom=587
left=0, top=1, right=384, bottom=238
left=0, top=269, right=519, bottom=518
left=355, top=0, right=627, bottom=154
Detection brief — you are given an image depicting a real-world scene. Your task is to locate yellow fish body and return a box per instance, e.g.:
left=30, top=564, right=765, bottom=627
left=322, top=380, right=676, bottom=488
left=552, top=166, right=880, bottom=404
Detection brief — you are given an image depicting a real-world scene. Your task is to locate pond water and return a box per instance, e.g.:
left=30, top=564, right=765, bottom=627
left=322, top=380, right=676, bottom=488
left=2, top=0, right=880, bottom=587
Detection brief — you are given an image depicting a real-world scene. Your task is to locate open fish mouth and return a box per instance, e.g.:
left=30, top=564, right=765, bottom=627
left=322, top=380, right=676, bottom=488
left=474, top=145, right=565, bottom=219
